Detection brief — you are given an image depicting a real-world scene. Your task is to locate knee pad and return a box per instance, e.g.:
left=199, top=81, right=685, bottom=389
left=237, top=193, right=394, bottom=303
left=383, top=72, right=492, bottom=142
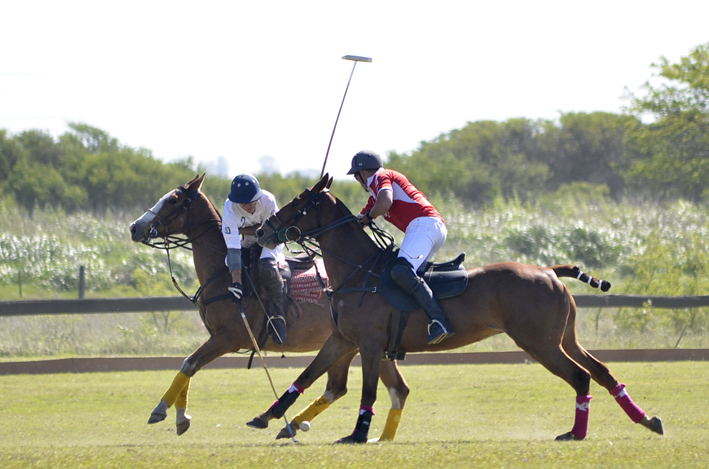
left=258, top=258, right=283, bottom=295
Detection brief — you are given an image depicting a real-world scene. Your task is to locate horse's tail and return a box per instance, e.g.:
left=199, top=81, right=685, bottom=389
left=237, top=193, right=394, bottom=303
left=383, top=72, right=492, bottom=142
left=551, top=265, right=612, bottom=292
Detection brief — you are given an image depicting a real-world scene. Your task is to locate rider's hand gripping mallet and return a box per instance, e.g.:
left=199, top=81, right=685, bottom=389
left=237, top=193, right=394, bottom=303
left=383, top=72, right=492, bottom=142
left=320, top=55, right=372, bottom=178
left=236, top=301, right=298, bottom=442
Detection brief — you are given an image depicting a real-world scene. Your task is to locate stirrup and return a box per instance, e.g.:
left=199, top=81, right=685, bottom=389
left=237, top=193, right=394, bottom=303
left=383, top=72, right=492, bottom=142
left=268, top=315, right=287, bottom=345
left=427, top=320, right=454, bottom=345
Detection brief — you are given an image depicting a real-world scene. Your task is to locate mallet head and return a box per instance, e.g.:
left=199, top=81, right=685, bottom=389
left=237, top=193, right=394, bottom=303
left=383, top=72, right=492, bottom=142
left=342, top=55, right=372, bottom=63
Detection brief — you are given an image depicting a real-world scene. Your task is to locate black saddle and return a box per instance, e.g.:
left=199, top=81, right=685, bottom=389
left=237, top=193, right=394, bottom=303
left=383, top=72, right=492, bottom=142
left=379, top=251, right=468, bottom=312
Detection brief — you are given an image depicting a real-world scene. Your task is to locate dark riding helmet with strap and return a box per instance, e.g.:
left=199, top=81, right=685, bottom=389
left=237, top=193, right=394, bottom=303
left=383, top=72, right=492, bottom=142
left=346, top=150, right=383, bottom=175
left=228, top=174, right=263, bottom=204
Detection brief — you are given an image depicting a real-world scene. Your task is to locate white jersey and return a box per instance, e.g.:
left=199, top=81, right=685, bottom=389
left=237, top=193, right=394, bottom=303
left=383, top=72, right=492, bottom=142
left=222, top=190, right=283, bottom=263
left=222, top=190, right=279, bottom=249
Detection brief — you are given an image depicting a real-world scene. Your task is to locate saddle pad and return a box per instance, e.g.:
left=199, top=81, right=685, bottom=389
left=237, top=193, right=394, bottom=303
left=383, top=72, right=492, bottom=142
left=289, top=258, right=328, bottom=304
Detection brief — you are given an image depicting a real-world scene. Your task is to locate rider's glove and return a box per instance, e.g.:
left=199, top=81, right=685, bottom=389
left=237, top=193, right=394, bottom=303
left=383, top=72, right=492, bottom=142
left=228, top=282, right=244, bottom=302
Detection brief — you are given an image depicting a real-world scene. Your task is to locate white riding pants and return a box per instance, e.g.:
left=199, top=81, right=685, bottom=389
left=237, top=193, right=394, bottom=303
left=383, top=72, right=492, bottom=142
left=397, top=216, right=447, bottom=273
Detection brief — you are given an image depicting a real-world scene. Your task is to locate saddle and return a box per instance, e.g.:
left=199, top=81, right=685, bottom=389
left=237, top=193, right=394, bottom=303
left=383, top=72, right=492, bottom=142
left=379, top=251, right=468, bottom=311
left=379, top=250, right=468, bottom=361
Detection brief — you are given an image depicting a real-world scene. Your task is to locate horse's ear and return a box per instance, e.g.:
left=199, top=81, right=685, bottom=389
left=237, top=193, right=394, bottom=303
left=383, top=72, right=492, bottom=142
left=327, top=176, right=334, bottom=189
left=186, top=173, right=206, bottom=191
left=312, top=173, right=330, bottom=193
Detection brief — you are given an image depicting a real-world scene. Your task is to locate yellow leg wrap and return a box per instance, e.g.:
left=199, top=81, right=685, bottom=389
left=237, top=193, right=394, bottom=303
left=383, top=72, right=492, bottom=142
left=378, top=408, right=403, bottom=441
left=175, top=376, right=191, bottom=409
left=293, top=396, right=330, bottom=425
left=160, top=371, right=190, bottom=408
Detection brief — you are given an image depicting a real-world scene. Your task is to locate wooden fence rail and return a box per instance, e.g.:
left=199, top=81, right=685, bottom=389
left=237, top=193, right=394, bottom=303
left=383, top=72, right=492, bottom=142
left=1, top=294, right=709, bottom=317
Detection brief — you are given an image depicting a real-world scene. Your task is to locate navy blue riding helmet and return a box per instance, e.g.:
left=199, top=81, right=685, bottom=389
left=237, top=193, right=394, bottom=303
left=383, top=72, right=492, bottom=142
left=346, top=150, right=383, bottom=175
left=228, top=174, right=263, bottom=204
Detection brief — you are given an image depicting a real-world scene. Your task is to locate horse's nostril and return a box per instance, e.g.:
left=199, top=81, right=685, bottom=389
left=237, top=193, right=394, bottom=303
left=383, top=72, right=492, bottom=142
left=130, top=223, right=136, bottom=234
left=256, top=228, right=265, bottom=238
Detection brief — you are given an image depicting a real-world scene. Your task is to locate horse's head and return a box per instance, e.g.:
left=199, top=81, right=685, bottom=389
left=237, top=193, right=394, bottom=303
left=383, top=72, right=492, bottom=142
left=257, top=174, right=334, bottom=249
left=130, top=174, right=206, bottom=244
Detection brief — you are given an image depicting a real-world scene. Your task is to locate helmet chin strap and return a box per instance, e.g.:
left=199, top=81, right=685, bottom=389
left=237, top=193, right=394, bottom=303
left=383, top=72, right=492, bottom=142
left=355, top=170, right=372, bottom=190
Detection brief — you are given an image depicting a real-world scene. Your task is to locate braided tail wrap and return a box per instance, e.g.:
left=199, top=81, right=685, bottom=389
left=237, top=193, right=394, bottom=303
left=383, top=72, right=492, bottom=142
left=552, top=265, right=611, bottom=292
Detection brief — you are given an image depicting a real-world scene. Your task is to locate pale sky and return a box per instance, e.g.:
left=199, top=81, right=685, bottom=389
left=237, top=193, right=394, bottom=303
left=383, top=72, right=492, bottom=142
left=2, top=1, right=708, bottom=179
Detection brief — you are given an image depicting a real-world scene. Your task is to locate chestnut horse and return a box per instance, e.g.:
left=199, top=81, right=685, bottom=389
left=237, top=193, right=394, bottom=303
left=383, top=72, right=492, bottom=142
left=249, top=174, right=664, bottom=443
left=129, top=174, right=407, bottom=438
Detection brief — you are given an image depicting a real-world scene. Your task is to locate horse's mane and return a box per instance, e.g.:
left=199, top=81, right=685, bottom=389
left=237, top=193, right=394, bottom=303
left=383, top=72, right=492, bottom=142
left=328, top=190, right=387, bottom=253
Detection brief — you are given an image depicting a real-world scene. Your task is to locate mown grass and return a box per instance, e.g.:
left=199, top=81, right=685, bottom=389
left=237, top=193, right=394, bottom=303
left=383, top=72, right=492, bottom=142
left=0, top=362, right=705, bottom=468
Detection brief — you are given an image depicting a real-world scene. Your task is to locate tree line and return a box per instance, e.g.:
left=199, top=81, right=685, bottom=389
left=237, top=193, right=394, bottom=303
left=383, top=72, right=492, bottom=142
left=1, top=42, right=707, bottom=213
left=387, top=42, right=709, bottom=205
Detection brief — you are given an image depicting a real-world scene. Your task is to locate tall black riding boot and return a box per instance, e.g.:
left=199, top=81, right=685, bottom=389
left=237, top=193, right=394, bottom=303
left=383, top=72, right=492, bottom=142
left=390, top=259, right=455, bottom=345
left=258, top=258, right=288, bottom=345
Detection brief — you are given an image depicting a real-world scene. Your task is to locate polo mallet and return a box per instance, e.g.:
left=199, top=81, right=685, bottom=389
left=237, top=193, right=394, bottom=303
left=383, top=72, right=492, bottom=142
left=320, top=55, right=373, bottom=178
left=236, top=300, right=297, bottom=442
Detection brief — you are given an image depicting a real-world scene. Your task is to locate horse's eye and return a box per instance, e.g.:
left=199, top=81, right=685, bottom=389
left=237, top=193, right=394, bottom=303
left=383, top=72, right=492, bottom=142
left=169, top=198, right=178, bottom=205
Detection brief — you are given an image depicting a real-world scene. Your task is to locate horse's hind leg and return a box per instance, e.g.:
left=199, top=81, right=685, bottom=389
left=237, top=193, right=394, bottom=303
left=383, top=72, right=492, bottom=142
left=373, top=360, right=410, bottom=442
left=522, top=345, right=593, bottom=440
left=275, top=349, right=358, bottom=439
left=560, top=324, right=663, bottom=436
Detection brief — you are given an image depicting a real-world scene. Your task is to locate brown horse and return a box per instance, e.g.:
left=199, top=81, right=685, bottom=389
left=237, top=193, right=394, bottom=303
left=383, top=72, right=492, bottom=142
left=129, top=174, right=408, bottom=438
left=249, top=174, right=664, bottom=443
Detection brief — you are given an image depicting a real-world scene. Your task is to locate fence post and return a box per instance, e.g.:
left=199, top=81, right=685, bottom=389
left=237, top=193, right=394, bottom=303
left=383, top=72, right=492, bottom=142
left=79, top=266, right=86, bottom=299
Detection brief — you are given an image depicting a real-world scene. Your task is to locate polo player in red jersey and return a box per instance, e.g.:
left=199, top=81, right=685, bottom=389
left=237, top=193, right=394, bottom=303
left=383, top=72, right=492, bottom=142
left=348, top=149, right=454, bottom=344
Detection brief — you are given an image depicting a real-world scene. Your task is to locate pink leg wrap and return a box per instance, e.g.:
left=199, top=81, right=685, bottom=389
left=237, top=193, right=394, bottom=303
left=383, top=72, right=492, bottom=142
left=359, top=405, right=375, bottom=416
left=610, top=383, right=646, bottom=423
left=571, top=395, right=592, bottom=440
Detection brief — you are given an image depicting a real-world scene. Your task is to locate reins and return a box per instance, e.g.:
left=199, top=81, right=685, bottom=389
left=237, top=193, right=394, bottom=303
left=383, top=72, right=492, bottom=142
left=270, top=188, right=397, bottom=308
left=139, top=186, right=284, bottom=363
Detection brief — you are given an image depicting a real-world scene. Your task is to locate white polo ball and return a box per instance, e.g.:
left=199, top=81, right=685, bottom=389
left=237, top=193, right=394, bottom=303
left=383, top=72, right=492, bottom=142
left=300, top=421, right=311, bottom=432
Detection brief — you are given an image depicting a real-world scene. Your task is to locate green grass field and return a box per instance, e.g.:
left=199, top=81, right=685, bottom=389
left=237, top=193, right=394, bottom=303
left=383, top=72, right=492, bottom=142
left=1, top=361, right=706, bottom=468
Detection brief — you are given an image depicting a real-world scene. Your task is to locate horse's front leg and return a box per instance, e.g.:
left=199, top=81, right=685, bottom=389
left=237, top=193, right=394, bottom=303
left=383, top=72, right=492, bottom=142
left=148, top=334, right=233, bottom=435
left=336, top=340, right=383, bottom=444
left=373, top=359, right=410, bottom=442
left=275, top=349, right=358, bottom=439
left=247, top=332, right=358, bottom=430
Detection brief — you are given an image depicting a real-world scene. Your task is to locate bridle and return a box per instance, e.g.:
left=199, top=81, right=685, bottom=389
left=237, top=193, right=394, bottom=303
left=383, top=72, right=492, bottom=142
left=141, top=185, right=217, bottom=250
left=260, top=188, right=361, bottom=245
left=261, top=188, right=395, bottom=308
left=139, top=185, right=226, bottom=305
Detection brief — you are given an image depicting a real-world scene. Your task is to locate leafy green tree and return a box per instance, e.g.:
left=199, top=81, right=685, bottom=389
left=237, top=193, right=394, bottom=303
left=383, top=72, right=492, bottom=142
left=388, top=118, right=551, bottom=205
left=625, top=42, right=709, bottom=201
left=0, top=129, right=22, bottom=186
left=537, top=112, right=639, bottom=198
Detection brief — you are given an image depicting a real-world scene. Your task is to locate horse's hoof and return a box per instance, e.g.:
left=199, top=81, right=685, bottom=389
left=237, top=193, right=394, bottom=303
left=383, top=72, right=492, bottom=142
left=555, top=431, right=581, bottom=441
left=176, top=419, right=191, bottom=436
left=246, top=413, right=270, bottom=429
left=148, top=401, right=168, bottom=424
left=176, top=412, right=192, bottom=436
left=276, top=421, right=298, bottom=439
left=648, top=416, right=664, bottom=435
left=335, top=435, right=366, bottom=444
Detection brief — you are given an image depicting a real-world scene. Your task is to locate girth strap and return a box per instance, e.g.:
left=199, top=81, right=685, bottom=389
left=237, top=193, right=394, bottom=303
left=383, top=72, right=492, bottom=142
left=384, top=309, right=410, bottom=361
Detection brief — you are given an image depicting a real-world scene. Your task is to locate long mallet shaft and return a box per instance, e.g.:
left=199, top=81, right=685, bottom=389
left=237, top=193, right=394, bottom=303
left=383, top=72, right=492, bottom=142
left=238, top=304, right=297, bottom=442
left=320, top=55, right=372, bottom=178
